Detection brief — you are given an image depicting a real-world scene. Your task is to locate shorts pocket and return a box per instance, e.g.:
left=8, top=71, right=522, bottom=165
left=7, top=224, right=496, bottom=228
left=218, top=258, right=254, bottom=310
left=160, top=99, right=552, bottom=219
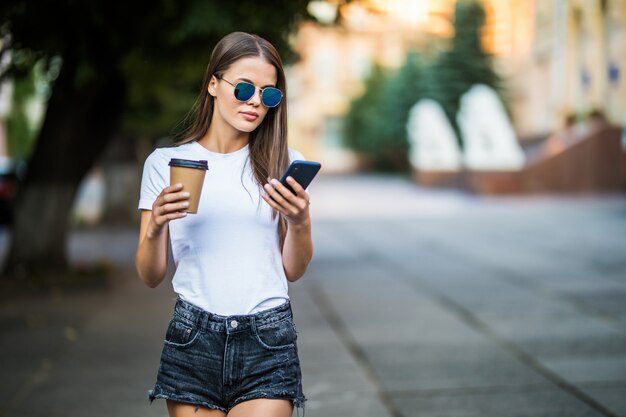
left=254, top=318, right=297, bottom=351
left=163, top=316, right=200, bottom=348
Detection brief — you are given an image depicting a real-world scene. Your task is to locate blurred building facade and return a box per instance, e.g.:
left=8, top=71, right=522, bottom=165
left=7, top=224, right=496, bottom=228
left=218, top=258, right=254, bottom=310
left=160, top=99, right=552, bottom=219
left=287, top=0, right=626, bottom=171
left=504, top=0, right=626, bottom=138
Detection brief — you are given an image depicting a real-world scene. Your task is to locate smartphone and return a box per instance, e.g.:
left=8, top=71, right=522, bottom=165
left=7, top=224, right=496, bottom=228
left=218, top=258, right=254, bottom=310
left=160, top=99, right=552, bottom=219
left=280, top=160, right=321, bottom=195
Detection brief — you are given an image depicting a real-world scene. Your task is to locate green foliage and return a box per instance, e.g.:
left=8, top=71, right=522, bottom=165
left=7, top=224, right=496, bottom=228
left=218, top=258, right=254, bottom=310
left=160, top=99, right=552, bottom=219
left=429, top=0, right=503, bottom=144
left=5, top=58, right=44, bottom=161
left=343, top=54, right=426, bottom=171
left=0, top=0, right=311, bottom=140
left=115, top=0, right=311, bottom=139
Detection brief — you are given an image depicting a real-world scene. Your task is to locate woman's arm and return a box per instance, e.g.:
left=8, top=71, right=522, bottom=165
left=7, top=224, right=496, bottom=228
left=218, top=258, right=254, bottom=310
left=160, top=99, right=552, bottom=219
left=281, top=217, right=313, bottom=282
left=135, top=184, right=190, bottom=287
left=262, top=177, right=313, bottom=282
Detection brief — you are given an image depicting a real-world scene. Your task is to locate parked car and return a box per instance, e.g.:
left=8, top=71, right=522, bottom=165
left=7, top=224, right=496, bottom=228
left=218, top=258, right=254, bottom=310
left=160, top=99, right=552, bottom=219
left=0, top=156, right=19, bottom=226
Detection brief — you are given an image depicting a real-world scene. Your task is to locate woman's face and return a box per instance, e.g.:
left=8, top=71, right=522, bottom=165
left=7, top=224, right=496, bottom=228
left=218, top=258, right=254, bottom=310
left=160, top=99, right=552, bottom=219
left=208, top=56, right=279, bottom=135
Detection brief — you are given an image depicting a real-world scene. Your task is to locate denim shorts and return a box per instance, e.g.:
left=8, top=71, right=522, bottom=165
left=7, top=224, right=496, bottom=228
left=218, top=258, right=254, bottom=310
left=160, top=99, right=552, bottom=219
left=148, top=297, right=306, bottom=412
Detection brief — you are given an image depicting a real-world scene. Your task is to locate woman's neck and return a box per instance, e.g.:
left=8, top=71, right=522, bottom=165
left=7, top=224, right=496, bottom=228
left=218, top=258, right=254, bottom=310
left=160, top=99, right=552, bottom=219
left=198, top=124, right=249, bottom=154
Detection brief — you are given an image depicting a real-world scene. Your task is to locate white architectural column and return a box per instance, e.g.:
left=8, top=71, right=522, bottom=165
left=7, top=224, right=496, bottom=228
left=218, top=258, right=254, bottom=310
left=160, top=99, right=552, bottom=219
left=457, top=85, right=526, bottom=171
left=406, top=99, right=462, bottom=172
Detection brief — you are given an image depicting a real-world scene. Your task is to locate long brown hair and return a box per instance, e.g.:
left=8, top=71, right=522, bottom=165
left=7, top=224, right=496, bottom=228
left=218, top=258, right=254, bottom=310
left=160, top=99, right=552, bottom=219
left=176, top=32, right=290, bottom=246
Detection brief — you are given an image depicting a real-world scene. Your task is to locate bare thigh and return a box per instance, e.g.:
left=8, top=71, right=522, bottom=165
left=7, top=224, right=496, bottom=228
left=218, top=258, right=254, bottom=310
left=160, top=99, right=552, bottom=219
left=167, top=400, right=227, bottom=417
left=227, top=399, right=293, bottom=417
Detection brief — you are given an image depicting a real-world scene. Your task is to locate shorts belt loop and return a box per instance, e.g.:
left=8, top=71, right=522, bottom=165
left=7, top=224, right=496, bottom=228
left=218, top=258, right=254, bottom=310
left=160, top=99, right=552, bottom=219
left=196, top=309, right=207, bottom=331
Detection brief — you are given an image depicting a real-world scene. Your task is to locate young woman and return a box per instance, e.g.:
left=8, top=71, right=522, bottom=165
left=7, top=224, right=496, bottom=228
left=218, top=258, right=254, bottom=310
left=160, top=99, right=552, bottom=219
left=135, top=32, right=311, bottom=417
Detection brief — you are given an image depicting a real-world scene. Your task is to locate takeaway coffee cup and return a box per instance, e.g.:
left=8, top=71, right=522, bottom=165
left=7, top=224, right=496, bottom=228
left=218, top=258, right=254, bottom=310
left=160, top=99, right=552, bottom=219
left=169, top=158, right=209, bottom=214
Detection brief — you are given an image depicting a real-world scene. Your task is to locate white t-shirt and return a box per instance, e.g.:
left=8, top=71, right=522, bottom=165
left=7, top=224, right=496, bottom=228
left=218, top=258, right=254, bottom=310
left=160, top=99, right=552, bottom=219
left=138, top=141, right=304, bottom=316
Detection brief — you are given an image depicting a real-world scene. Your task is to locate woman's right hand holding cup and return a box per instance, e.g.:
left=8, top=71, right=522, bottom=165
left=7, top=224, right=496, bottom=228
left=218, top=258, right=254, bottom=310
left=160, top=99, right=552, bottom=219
left=148, top=183, right=190, bottom=237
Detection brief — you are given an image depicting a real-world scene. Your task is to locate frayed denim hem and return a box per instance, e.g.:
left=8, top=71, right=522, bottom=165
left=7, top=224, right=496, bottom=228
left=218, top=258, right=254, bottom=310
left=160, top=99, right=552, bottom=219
left=147, top=389, right=228, bottom=413
left=293, top=396, right=307, bottom=417
left=230, top=392, right=307, bottom=415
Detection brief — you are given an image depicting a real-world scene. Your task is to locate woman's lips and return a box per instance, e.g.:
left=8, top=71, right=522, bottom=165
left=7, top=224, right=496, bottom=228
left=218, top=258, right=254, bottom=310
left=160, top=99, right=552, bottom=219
left=241, top=111, right=259, bottom=121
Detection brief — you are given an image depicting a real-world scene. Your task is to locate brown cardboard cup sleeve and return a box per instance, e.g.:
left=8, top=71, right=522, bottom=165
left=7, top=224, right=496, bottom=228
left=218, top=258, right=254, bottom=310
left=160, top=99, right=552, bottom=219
left=168, top=158, right=208, bottom=214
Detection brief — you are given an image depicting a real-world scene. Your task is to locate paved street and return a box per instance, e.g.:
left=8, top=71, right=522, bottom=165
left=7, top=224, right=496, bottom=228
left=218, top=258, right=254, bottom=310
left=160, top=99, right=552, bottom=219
left=1, top=174, right=625, bottom=417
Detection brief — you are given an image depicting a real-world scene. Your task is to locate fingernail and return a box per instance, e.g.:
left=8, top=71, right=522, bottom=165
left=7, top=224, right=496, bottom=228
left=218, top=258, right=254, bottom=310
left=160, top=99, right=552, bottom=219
left=182, top=192, right=190, bottom=197
left=176, top=183, right=183, bottom=188
left=182, top=202, right=189, bottom=207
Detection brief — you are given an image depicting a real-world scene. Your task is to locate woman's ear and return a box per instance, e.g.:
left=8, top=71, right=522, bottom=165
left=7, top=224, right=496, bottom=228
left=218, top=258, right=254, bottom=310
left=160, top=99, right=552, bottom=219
left=208, top=75, right=218, bottom=97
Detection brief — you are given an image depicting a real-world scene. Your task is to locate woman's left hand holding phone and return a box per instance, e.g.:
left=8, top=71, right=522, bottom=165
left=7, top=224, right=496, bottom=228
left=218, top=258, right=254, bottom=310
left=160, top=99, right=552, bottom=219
left=262, top=177, right=310, bottom=225
left=263, top=176, right=312, bottom=281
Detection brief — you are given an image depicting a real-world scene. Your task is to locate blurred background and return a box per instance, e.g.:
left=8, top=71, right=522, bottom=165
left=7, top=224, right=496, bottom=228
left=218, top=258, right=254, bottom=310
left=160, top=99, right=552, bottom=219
left=0, top=0, right=625, bottom=416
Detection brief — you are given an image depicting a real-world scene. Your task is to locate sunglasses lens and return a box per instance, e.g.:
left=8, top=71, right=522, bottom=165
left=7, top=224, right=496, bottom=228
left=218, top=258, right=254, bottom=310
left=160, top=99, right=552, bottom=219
left=233, top=82, right=255, bottom=101
left=231, top=80, right=282, bottom=107
left=262, top=88, right=282, bottom=108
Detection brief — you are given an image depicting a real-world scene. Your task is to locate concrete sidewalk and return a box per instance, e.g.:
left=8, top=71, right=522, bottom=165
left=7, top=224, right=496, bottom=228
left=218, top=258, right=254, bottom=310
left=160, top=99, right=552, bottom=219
left=1, top=174, right=625, bottom=417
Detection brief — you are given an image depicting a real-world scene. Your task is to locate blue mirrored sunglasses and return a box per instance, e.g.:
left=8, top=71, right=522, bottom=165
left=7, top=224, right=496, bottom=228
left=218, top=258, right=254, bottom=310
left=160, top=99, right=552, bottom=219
left=220, top=78, right=282, bottom=108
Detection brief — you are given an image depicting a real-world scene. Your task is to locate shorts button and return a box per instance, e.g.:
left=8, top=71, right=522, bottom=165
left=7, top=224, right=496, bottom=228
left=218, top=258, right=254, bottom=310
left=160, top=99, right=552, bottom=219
left=230, top=320, right=238, bottom=329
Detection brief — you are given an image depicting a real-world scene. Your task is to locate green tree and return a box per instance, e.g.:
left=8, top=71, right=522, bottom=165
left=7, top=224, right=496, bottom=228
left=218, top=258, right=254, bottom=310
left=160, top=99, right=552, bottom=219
left=343, top=65, right=388, bottom=167
left=343, top=53, right=426, bottom=171
left=428, top=0, right=502, bottom=146
left=0, top=0, right=309, bottom=281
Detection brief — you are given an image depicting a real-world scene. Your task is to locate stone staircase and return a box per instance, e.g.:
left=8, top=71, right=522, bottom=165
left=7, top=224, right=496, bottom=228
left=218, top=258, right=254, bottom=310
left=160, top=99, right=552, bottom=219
left=463, top=122, right=624, bottom=194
